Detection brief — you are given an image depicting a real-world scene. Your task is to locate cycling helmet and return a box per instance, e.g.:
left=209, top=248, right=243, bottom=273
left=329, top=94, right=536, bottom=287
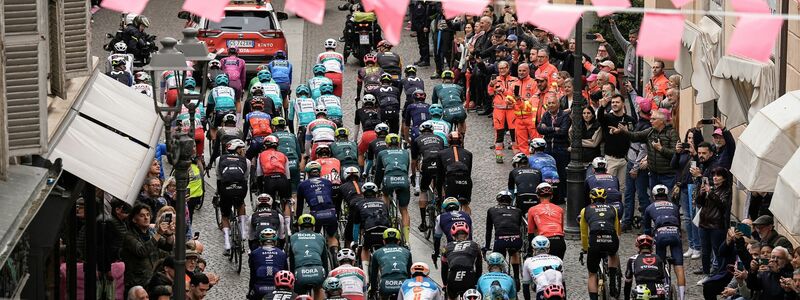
left=335, top=127, right=350, bottom=139
left=450, top=221, right=470, bottom=236
left=635, top=234, right=655, bottom=250
left=264, top=136, right=280, bottom=148
left=113, top=41, right=127, bottom=52
left=315, top=144, right=332, bottom=157
left=215, top=74, right=230, bottom=86
left=271, top=117, right=287, bottom=127
left=442, top=197, right=460, bottom=211
left=429, top=104, right=444, bottom=117
left=377, top=40, right=393, bottom=49
left=405, top=65, right=418, bottom=74
left=257, top=193, right=274, bottom=206
left=305, top=161, right=322, bottom=173
left=362, top=182, right=379, bottom=195
left=250, top=84, right=265, bottom=95
left=412, top=89, right=426, bottom=101
left=320, top=83, right=335, bottom=95
left=315, top=104, right=328, bottom=115
left=296, top=84, right=311, bottom=96
left=441, top=70, right=455, bottom=80
left=379, top=73, right=393, bottom=83
left=297, top=214, right=316, bottom=226
left=589, top=188, right=607, bottom=202
left=256, top=64, right=269, bottom=72
left=591, top=156, right=608, bottom=170
left=419, top=121, right=434, bottom=132
left=228, top=47, right=238, bottom=55
left=496, top=191, right=513, bottom=203
left=530, top=138, right=547, bottom=149
left=257, top=69, right=272, bottom=82
left=486, top=252, right=505, bottom=266
left=111, top=57, right=126, bottom=66
left=410, top=262, right=430, bottom=276
left=312, top=64, right=326, bottom=75
left=383, top=228, right=401, bottom=241
left=344, top=166, right=360, bottom=179
left=363, top=53, right=377, bottom=64
left=183, top=77, right=196, bottom=89
left=447, top=131, right=463, bottom=145
left=324, top=38, right=337, bottom=49
left=531, top=235, right=551, bottom=251
left=337, top=248, right=357, bottom=263
left=223, top=113, right=237, bottom=124
left=542, top=285, right=565, bottom=299
left=463, top=289, right=482, bottom=300
left=209, top=59, right=221, bottom=68
left=134, top=72, right=150, bottom=83
left=652, top=184, right=669, bottom=198
left=226, top=139, right=246, bottom=151
left=511, top=153, right=528, bottom=165
left=536, top=182, right=553, bottom=196
left=374, top=123, right=390, bottom=136
left=133, top=15, right=150, bottom=28
left=259, top=228, right=278, bottom=242
left=274, top=270, right=295, bottom=289
left=385, top=133, right=402, bottom=146
left=251, top=98, right=265, bottom=110
left=275, top=50, right=287, bottom=59
left=362, top=94, right=377, bottom=105
left=633, top=285, right=651, bottom=299
left=323, top=277, right=342, bottom=292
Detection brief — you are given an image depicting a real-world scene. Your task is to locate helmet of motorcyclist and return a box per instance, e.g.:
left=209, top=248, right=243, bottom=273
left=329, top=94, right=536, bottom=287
left=374, top=123, right=390, bottom=136
left=335, top=127, right=350, bottom=139
left=228, top=47, right=238, bottom=55
left=363, top=53, right=378, bottom=64
left=133, top=15, right=150, bottom=28
left=362, top=182, right=379, bottom=196
left=264, top=136, right=280, bottom=149
left=257, top=69, right=272, bottom=82
left=274, top=270, right=295, bottom=289
left=215, top=74, right=229, bottom=86
left=259, top=228, right=278, bottom=243
left=447, top=131, right=463, bottom=145
left=496, top=191, right=513, bottom=204
left=362, top=94, right=377, bottom=105
left=485, top=252, right=505, bottom=267
left=305, top=161, right=322, bottom=173
left=419, top=121, right=434, bottom=133
left=382, top=228, right=401, bottom=242
left=429, top=104, right=444, bottom=117
left=223, top=113, right=237, bottom=125
left=536, top=182, right=553, bottom=196
left=113, top=41, right=128, bottom=53
left=511, top=153, right=528, bottom=166
left=531, top=235, right=551, bottom=252
left=543, top=285, right=565, bottom=300
left=652, top=184, right=669, bottom=200
left=450, top=221, right=470, bottom=237
left=271, top=117, right=287, bottom=127
left=320, top=83, right=334, bottom=95
left=589, top=188, right=607, bottom=203
left=405, top=65, right=417, bottom=75
left=343, top=166, right=360, bottom=180
left=209, top=59, right=221, bottom=68
left=226, top=139, right=246, bottom=152
left=410, top=262, right=430, bottom=276
left=412, top=89, right=426, bottom=102
left=441, top=70, right=455, bottom=80
left=384, top=133, right=401, bottom=146
left=379, top=73, right=392, bottom=83
left=275, top=50, right=286, bottom=59
left=312, top=64, right=326, bottom=75
left=314, top=104, right=328, bottom=116
left=250, top=84, right=265, bottom=96
left=257, top=193, right=274, bottom=207
left=635, top=234, right=655, bottom=250
left=463, top=289, right=482, bottom=300
left=183, top=77, right=197, bottom=89
left=530, top=138, right=547, bottom=150
left=297, top=214, right=316, bottom=227
left=324, top=38, right=337, bottom=49
left=591, top=157, right=608, bottom=171
left=337, top=248, right=357, bottom=263
left=134, top=72, right=150, bottom=83
left=441, top=197, right=460, bottom=211
left=323, top=277, right=342, bottom=292
left=315, top=144, right=332, bottom=157
left=296, top=84, right=311, bottom=96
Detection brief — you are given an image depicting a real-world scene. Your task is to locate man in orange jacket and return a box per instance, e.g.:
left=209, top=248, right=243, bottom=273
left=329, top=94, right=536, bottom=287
left=514, top=63, right=540, bottom=155
left=488, top=61, right=520, bottom=163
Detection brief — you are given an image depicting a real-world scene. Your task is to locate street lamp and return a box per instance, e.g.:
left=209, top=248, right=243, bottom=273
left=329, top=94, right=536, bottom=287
left=565, top=0, right=587, bottom=238
left=145, top=37, right=195, bottom=300
left=177, top=28, right=212, bottom=96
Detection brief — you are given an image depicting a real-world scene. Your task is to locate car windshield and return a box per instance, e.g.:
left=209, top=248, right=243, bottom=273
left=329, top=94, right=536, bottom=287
left=208, top=11, right=274, bottom=31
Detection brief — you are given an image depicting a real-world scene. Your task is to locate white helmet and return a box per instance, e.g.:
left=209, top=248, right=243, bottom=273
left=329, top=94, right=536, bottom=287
left=530, top=138, right=547, bottom=149
left=362, top=94, right=377, bottom=105
left=250, top=84, right=265, bottom=95
left=124, top=13, right=138, bottom=26
left=314, top=104, right=328, bottom=115
left=591, top=157, right=608, bottom=170
left=531, top=235, right=551, bottom=251
left=209, top=59, right=221, bottom=68
left=336, top=248, right=357, bottom=263
left=226, top=139, right=246, bottom=151
left=463, top=289, right=482, bottom=300
left=536, top=182, right=553, bottom=191
left=344, top=166, right=360, bottom=178
left=257, top=193, right=274, bottom=206
left=114, top=41, right=128, bottom=52
left=652, top=184, right=669, bottom=197
left=134, top=71, right=150, bottom=83
left=410, top=262, right=430, bottom=276
left=324, top=38, right=337, bottom=49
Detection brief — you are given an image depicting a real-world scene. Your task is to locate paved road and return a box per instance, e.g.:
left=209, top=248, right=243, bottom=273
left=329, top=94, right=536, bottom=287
left=91, top=1, right=707, bottom=298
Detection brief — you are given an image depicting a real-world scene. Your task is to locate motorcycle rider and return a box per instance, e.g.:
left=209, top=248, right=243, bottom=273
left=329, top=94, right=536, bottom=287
left=309, top=64, right=334, bottom=101
left=269, top=50, right=293, bottom=115
left=318, top=39, right=345, bottom=97
left=220, top=47, right=247, bottom=111
left=122, top=15, right=153, bottom=63
left=248, top=228, right=289, bottom=300
left=375, top=73, right=403, bottom=133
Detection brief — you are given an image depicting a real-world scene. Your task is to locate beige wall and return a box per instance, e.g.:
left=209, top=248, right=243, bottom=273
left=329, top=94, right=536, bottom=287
left=788, top=0, right=800, bottom=92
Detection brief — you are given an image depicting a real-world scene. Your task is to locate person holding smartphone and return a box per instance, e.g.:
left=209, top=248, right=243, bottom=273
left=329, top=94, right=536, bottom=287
left=487, top=61, right=520, bottom=163
left=745, top=246, right=796, bottom=299
left=695, top=167, right=733, bottom=284
left=672, top=127, right=704, bottom=259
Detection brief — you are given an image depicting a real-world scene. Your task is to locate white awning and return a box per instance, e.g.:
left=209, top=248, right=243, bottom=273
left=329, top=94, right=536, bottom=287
left=676, top=17, right=721, bottom=102
left=771, top=148, right=800, bottom=233
left=48, top=70, right=163, bottom=205
left=711, top=55, right=777, bottom=128
left=731, top=90, right=800, bottom=192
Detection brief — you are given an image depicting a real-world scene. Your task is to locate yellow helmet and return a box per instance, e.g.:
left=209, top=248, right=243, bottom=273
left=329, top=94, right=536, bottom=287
left=589, top=188, right=607, bottom=203
left=385, top=133, right=402, bottom=145
left=297, top=214, right=316, bottom=226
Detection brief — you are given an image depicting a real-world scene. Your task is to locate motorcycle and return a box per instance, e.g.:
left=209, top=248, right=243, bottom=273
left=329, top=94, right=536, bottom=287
left=343, top=11, right=381, bottom=64
left=103, top=13, right=158, bottom=68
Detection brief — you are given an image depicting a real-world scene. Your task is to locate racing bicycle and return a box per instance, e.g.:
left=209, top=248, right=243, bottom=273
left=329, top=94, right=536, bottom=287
left=229, top=215, right=244, bottom=274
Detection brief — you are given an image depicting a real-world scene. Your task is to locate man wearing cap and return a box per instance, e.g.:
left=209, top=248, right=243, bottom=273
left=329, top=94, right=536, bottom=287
left=621, top=96, right=653, bottom=231
left=597, top=60, right=617, bottom=87
left=753, top=215, right=793, bottom=253
left=533, top=49, right=559, bottom=88
left=705, top=117, right=735, bottom=170
left=505, top=34, right=518, bottom=50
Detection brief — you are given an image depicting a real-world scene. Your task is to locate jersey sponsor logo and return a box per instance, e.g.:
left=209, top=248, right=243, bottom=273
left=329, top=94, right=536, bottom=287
left=642, top=256, right=657, bottom=266
left=454, top=271, right=467, bottom=281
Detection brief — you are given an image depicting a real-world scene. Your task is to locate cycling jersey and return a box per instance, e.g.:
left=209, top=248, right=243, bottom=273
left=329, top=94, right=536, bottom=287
left=289, top=97, right=317, bottom=127
left=290, top=231, right=327, bottom=268
left=427, top=118, right=452, bottom=146
left=271, top=130, right=301, bottom=161
left=370, top=243, right=412, bottom=294
left=249, top=245, right=289, bottom=299
left=249, top=208, right=286, bottom=242
left=339, top=180, right=364, bottom=207
left=375, top=85, right=402, bottom=120
left=107, top=70, right=133, bottom=86
left=308, top=76, right=333, bottom=100
left=476, top=272, right=517, bottom=300
left=220, top=56, right=246, bottom=84
left=398, top=276, right=443, bottom=300
left=377, top=52, right=402, bottom=78
left=579, top=203, right=621, bottom=252
left=624, top=253, right=667, bottom=299
left=132, top=83, right=153, bottom=97
left=486, top=205, right=523, bottom=250
left=357, top=66, right=384, bottom=96
left=245, top=111, right=273, bottom=138
left=507, top=167, right=542, bottom=196
left=355, top=107, right=382, bottom=132
left=263, top=289, right=296, bottom=300
left=365, top=137, right=389, bottom=175
left=296, top=177, right=335, bottom=212
left=374, top=148, right=410, bottom=188
left=256, top=149, right=290, bottom=178
left=318, top=157, right=342, bottom=185
left=436, top=146, right=473, bottom=203
left=318, top=52, right=345, bottom=73
left=526, top=201, right=564, bottom=238
left=402, top=102, right=431, bottom=141
left=268, top=59, right=293, bottom=85
left=442, top=240, right=481, bottom=299
left=329, top=264, right=366, bottom=300
left=642, top=200, right=684, bottom=266
left=400, top=76, right=425, bottom=104
left=585, top=172, right=622, bottom=204
left=247, top=96, right=278, bottom=117
left=351, top=197, right=390, bottom=249
left=521, top=254, right=564, bottom=293
left=317, top=95, right=344, bottom=121
left=331, top=140, right=360, bottom=170
left=432, top=83, right=466, bottom=123
left=207, top=86, right=237, bottom=112
left=261, top=81, right=284, bottom=112
left=435, top=211, right=473, bottom=242
left=528, top=152, right=559, bottom=183
left=306, top=118, right=338, bottom=147
left=411, top=132, right=445, bottom=169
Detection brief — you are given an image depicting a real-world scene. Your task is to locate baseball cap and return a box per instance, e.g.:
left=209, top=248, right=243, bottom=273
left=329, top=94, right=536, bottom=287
left=658, top=108, right=672, bottom=122
left=753, top=215, right=774, bottom=226
left=599, top=60, right=616, bottom=69
left=713, top=128, right=723, bottom=136
left=186, top=249, right=202, bottom=259
left=636, top=96, right=652, bottom=116
left=506, top=34, right=518, bottom=41
left=496, top=45, right=509, bottom=52
left=587, top=74, right=598, bottom=82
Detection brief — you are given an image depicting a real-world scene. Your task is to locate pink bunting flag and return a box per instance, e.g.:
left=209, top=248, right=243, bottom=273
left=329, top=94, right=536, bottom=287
left=590, top=0, right=630, bottom=17
left=361, top=0, right=411, bottom=46
left=285, top=0, right=326, bottom=25
left=670, top=0, right=694, bottom=8
left=517, top=0, right=584, bottom=40
left=181, top=0, right=229, bottom=23
left=441, top=0, right=492, bottom=19
left=726, top=0, right=782, bottom=62
left=100, top=0, right=149, bottom=14
left=636, top=13, right=684, bottom=61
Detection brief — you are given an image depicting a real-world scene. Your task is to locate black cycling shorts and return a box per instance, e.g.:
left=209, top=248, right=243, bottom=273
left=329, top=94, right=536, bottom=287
left=493, top=235, right=523, bottom=255
left=548, top=236, right=567, bottom=260
left=444, top=175, right=472, bottom=204
left=363, top=226, right=387, bottom=252
left=219, top=185, right=246, bottom=218
left=515, top=194, right=539, bottom=213
left=262, top=174, right=292, bottom=200
left=446, top=265, right=477, bottom=299
left=586, top=233, right=619, bottom=274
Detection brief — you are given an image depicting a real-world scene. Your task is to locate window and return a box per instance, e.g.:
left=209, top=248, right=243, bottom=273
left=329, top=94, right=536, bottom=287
left=207, top=11, right=275, bottom=31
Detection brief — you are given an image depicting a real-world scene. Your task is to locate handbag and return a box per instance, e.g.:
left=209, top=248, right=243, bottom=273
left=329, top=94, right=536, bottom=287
left=692, top=207, right=702, bottom=227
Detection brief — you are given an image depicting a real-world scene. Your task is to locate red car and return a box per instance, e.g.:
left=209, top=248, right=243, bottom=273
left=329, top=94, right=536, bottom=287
left=180, top=0, right=288, bottom=71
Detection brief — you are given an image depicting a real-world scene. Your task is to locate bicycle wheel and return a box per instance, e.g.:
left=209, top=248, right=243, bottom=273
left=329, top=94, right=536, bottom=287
left=520, top=215, right=529, bottom=257
left=213, top=194, right=222, bottom=229
left=424, top=191, right=436, bottom=240
left=228, top=218, right=237, bottom=263
left=338, top=200, right=349, bottom=248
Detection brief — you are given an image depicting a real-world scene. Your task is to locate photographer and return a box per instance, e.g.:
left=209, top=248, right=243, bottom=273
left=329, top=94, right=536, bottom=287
left=746, top=246, right=797, bottom=299
left=696, top=166, right=733, bottom=282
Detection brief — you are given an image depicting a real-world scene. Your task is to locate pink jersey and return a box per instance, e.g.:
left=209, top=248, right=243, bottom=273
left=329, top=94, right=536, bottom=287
left=220, top=56, right=246, bottom=83
left=329, top=265, right=366, bottom=300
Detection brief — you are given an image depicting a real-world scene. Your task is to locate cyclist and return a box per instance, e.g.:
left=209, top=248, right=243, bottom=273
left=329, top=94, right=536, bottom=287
left=248, top=228, right=289, bottom=300
left=244, top=97, right=273, bottom=142
left=253, top=70, right=283, bottom=117
left=477, top=252, right=518, bottom=300
left=369, top=228, right=412, bottom=300
left=288, top=85, right=316, bottom=153
left=486, top=191, right=524, bottom=287
left=296, top=161, right=339, bottom=260
left=107, top=57, right=133, bottom=86
left=402, top=89, right=431, bottom=145
left=427, top=104, right=452, bottom=146
left=526, top=183, right=565, bottom=259
left=364, top=123, right=390, bottom=177
left=108, top=41, right=134, bottom=73
left=355, top=95, right=383, bottom=164
left=249, top=194, right=287, bottom=250
left=585, top=157, right=622, bottom=210
left=132, top=71, right=153, bottom=97
left=246, top=84, right=278, bottom=118
left=432, top=70, right=467, bottom=136
left=641, top=185, right=685, bottom=300
left=329, top=248, right=366, bottom=300
left=440, top=222, right=482, bottom=300
left=318, top=39, right=345, bottom=97
left=411, top=122, right=446, bottom=230
left=356, top=53, right=384, bottom=101
left=436, top=132, right=473, bottom=214
left=375, top=73, right=403, bottom=133
left=398, top=263, right=443, bottom=300
left=207, top=59, right=224, bottom=88
left=528, top=138, right=559, bottom=187
left=256, top=136, right=292, bottom=212
left=269, top=117, right=302, bottom=208
left=210, top=113, right=244, bottom=167
left=309, top=64, right=334, bottom=100
left=351, top=182, right=390, bottom=270
left=264, top=270, right=298, bottom=300
left=340, top=167, right=364, bottom=248
left=305, top=105, right=338, bottom=160
left=316, top=145, right=342, bottom=186
left=206, top=74, right=237, bottom=140
left=374, top=133, right=411, bottom=243
left=317, top=83, right=344, bottom=127
left=323, top=277, right=348, bottom=300
left=220, top=47, right=246, bottom=110
left=331, top=128, right=360, bottom=171
left=289, top=214, right=329, bottom=300
left=176, top=79, right=206, bottom=156
left=376, top=40, right=403, bottom=85
left=434, top=197, right=473, bottom=248
left=216, top=139, right=250, bottom=256
left=624, top=235, right=669, bottom=300
left=507, top=153, right=543, bottom=213
left=580, top=188, right=622, bottom=300
left=521, top=236, right=565, bottom=300
left=463, top=289, right=482, bottom=300
left=269, top=50, right=293, bottom=113
left=400, top=65, right=425, bottom=106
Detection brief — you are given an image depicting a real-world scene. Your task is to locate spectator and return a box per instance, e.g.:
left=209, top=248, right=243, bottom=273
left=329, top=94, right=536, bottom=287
left=558, top=79, right=575, bottom=113
left=709, top=117, right=736, bottom=170
left=568, top=106, right=602, bottom=164
left=188, top=273, right=211, bottom=300
left=748, top=192, right=774, bottom=220
left=95, top=199, right=131, bottom=273
left=597, top=94, right=634, bottom=202
left=138, top=177, right=168, bottom=218
left=161, top=177, right=177, bottom=208
left=410, top=0, right=434, bottom=67
left=746, top=246, right=796, bottom=299
left=672, top=127, right=704, bottom=259
left=537, top=93, right=571, bottom=204
left=621, top=96, right=652, bottom=231
left=696, top=167, right=734, bottom=280
left=596, top=60, right=617, bottom=87
left=121, top=203, right=174, bottom=293
left=644, top=60, right=669, bottom=105
left=715, top=238, right=759, bottom=300
left=609, top=18, right=639, bottom=87
left=127, top=285, right=148, bottom=300
left=669, top=74, right=682, bottom=90
left=533, top=49, right=559, bottom=88
left=549, top=38, right=590, bottom=78
left=147, top=159, right=161, bottom=180
left=615, top=109, right=679, bottom=190
left=753, top=215, right=794, bottom=253
left=518, top=40, right=530, bottom=63
left=432, top=18, right=457, bottom=78
left=505, top=34, right=518, bottom=50
left=592, top=39, right=617, bottom=67
left=147, top=256, right=176, bottom=296
left=150, top=285, right=172, bottom=300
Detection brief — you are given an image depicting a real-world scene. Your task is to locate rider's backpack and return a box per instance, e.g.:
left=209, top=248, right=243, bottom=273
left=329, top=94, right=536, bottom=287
left=249, top=115, right=272, bottom=137
left=218, top=154, right=247, bottom=184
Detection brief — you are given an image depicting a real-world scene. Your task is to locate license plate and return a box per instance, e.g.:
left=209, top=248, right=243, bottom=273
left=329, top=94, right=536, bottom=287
left=359, top=34, right=370, bottom=45
left=227, top=40, right=254, bottom=48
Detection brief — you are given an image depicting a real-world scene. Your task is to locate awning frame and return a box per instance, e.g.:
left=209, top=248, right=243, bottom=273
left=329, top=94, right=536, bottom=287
left=711, top=55, right=777, bottom=128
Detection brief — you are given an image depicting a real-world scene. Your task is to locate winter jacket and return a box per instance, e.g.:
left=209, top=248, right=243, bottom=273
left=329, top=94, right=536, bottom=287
left=626, top=125, right=679, bottom=175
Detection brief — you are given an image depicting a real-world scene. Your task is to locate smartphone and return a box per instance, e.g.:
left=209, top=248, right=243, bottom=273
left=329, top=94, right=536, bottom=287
left=194, top=231, right=200, bottom=239
left=760, top=258, right=770, bottom=265
left=737, top=261, right=745, bottom=270
left=702, top=177, right=710, bottom=186
left=690, top=161, right=697, bottom=169
left=736, top=223, right=752, bottom=237
left=726, top=264, right=736, bottom=273
left=701, top=119, right=715, bottom=125
left=514, top=85, right=521, bottom=97
left=681, top=142, right=690, bottom=149
left=730, top=221, right=738, bottom=228
left=585, top=32, right=596, bottom=40
left=164, top=213, right=173, bottom=223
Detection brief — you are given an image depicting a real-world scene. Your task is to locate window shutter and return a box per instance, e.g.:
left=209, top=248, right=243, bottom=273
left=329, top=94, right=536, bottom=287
left=62, top=0, right=90, bottom=77
left=2, top=0, right=48, bottom=156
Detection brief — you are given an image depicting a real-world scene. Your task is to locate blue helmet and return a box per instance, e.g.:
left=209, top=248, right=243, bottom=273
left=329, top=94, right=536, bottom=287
left=257, top=70, right=272, bottom=82
left=275, top=50, right=286, bottom=59
left=312, top=64, right=326, bottom=75
left=486, top=252, right=505, bottom=267
left=184, top=77, right=197, bottom=89
left=320, top=83, right=334, bottom=95
left=429, top=104, right=444, bottom=117
left=214, top=74, right=229, bottom=86
left=296, top=84, right=311, bottom=96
